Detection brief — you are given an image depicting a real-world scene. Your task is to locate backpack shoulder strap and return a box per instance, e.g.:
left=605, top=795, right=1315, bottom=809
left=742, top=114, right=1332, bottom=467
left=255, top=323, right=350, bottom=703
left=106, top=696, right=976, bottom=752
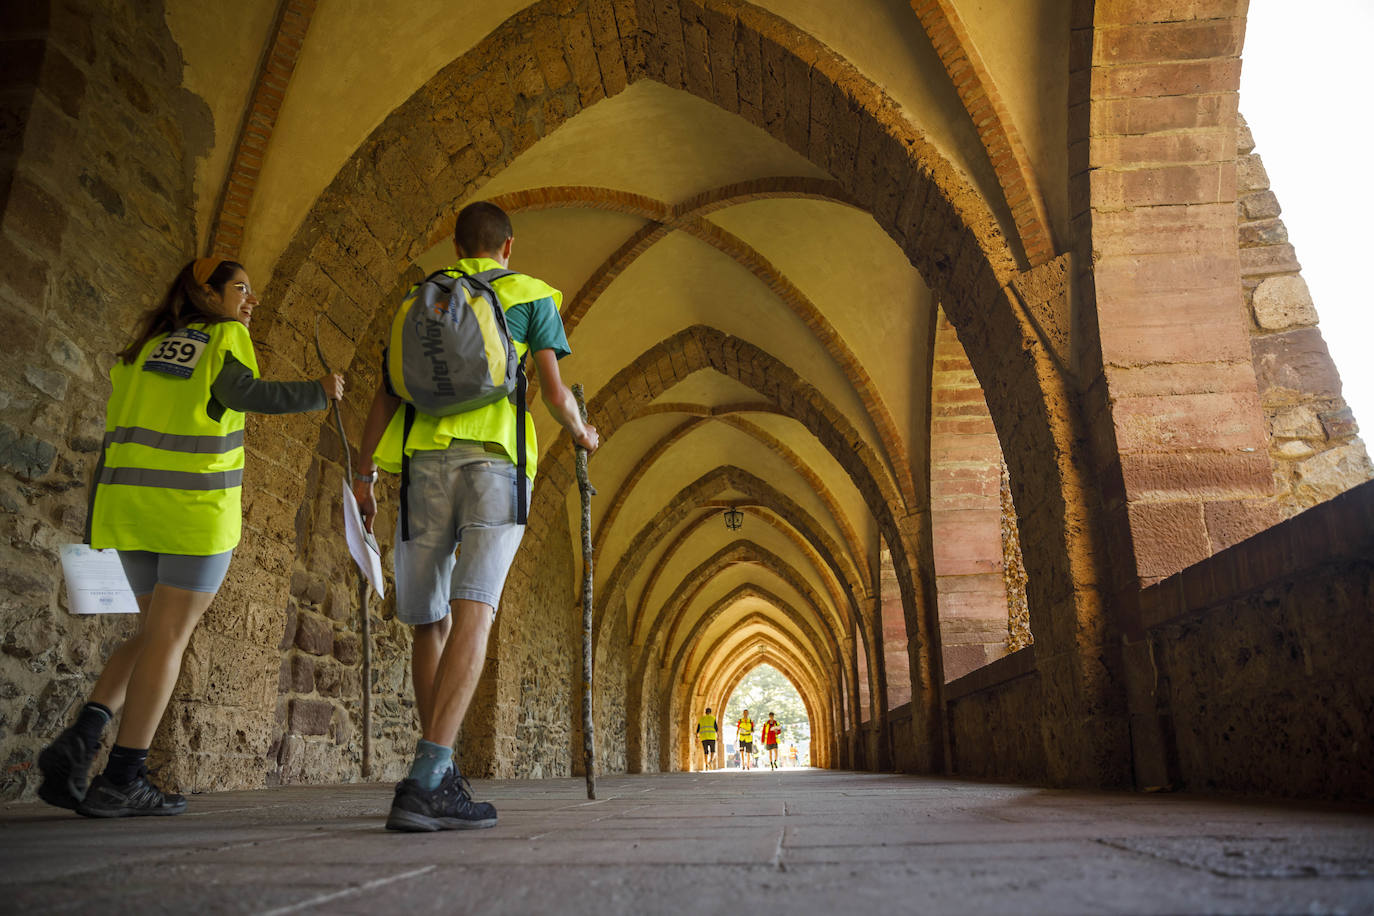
left=469, top=268, right=518, bottom=286
left=418, top=268, right=459, bottom=290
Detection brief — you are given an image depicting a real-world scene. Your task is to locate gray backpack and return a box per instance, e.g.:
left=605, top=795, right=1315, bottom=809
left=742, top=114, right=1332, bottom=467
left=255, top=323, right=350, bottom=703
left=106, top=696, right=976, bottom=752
left=385, top=268, right=519, bottom=416
left=385, top=267, right=529, bottom=530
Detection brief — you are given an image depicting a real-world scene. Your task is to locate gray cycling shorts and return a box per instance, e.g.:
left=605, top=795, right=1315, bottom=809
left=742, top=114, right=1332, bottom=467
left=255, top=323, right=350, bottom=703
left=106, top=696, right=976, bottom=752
left=117, top=549, right=234, bottom=596
left=394, top=439, right=529, bottom=625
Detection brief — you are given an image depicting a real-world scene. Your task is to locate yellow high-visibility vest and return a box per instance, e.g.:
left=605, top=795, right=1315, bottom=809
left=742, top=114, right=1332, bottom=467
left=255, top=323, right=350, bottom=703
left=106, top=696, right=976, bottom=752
left=89, top=320, right=258, bottom=555
left=374, top=258, right=562, bottom=480
left=737, top=717, right=754, bottom=740
left=697, top=714, right=717, bottom=740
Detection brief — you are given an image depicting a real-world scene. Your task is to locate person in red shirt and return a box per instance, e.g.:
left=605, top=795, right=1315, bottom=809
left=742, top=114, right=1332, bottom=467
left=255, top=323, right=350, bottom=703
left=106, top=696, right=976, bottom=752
left=735, top=709, right=754, bottom=770
left=761, top=712, right=783, bottom=770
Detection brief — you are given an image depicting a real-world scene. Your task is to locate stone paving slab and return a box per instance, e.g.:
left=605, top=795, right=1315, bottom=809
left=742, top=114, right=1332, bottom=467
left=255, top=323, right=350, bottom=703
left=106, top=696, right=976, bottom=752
left=1, top=770, right=1372, bottom=915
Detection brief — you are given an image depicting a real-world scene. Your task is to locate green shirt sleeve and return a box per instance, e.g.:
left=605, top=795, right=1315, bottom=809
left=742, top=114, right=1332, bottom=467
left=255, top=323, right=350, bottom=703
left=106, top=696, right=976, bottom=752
left=505, top=296, right=570, bottom=359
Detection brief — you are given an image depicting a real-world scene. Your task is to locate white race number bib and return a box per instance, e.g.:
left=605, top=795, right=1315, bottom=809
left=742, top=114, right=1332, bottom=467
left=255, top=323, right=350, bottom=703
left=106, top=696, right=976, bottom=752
left=143, top=328, right=210, bottom=379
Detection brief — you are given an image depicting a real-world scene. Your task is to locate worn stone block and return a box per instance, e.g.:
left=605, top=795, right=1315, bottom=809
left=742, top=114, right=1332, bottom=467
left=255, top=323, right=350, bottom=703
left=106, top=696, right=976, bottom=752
left=1239, top=189, right=1280, bottom=220
left=1319, top=407, right=1359, bottom=441
left=2, top=177, right=67, bottom=254
left=290, top=654, right=315, bottom=694
left=1269, top=405, right=1323, bottom=440
left=1252, top=275, right=1317, bottom=330
left=294, top=613, right=333, bottom=656
left=334, top=633, right=361, bottom=666
left=289, top=698, right=334, bottom=736
left=0, top=422, right=57, bottom=479
left=1252, top=328, right=1343, bottom=401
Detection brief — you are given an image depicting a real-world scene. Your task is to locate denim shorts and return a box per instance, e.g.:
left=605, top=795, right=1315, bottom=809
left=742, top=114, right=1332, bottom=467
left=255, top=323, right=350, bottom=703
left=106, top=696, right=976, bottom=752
left=117, top=549, right=234, bottom=596
left=394, top=440, right=530, bottom=625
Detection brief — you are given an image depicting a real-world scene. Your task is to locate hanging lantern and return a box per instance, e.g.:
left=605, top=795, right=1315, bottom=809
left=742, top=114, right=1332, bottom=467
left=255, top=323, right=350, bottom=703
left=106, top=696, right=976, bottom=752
left=723, top=506, right=744, bottom=531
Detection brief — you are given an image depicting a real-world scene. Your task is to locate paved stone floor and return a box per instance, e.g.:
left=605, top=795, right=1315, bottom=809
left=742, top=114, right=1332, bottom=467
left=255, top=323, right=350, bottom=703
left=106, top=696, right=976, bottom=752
left=1, top=768, right=1372, bottom=914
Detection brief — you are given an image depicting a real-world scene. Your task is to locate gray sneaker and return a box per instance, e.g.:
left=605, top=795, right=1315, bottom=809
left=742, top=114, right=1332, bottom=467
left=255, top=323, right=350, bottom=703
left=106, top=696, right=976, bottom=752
left=386, top=768, right=497, bottom=832
left=76, top=769, right=187, bottom=818
left=37, top=728, right=94, bottom=810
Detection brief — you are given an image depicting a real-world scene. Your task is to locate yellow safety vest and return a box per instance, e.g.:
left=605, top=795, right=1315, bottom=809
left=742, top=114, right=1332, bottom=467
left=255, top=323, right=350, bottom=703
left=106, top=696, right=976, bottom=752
left=737, top=717, right=753, bottom=740
left=697, top=715, right=717, bottom=740
left=374, top=258, right=562, bottom=481
left=89, top=320, right=258, bottom=555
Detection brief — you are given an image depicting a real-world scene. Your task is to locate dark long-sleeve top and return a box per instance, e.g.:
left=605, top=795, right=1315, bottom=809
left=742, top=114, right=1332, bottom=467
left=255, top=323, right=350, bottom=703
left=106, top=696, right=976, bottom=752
left=208, top=353, right=327, bottom=421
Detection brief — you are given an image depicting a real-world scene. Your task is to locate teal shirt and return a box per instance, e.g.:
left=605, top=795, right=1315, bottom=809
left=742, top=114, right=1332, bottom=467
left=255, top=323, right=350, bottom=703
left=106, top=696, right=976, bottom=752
left=506, top=296, right=570, bottom=359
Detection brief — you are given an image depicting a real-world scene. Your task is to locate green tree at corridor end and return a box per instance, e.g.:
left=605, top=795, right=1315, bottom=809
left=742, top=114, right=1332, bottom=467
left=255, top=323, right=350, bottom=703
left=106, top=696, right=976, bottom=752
left=723, top=665, right=810, bottom=745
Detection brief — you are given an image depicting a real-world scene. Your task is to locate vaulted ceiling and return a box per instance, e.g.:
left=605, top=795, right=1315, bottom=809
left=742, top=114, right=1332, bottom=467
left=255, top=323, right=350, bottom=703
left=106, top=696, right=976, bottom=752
left=164, top=0, right=1071, bottom=715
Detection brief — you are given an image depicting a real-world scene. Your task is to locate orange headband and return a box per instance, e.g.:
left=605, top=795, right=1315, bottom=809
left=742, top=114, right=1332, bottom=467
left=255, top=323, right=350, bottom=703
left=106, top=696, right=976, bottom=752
left=191, top=257, right=221, bottom=286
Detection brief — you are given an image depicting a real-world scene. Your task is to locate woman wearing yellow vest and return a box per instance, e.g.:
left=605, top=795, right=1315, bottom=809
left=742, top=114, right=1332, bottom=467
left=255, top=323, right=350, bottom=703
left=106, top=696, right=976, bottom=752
left=37, top=258, right=343, bottom=818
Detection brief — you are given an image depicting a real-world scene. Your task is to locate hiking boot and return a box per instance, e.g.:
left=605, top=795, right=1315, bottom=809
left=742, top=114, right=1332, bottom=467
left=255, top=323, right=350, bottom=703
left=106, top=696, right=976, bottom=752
left=385, top=768, right=497, bottom=832
left=37, top=728, right=95, bottom=810
left=76, top=768, right=187, bottom=818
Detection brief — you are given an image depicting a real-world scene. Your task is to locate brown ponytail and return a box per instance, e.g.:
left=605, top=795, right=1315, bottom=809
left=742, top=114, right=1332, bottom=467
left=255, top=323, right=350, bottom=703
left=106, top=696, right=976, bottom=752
left=117, top=259, right=244, bottom=364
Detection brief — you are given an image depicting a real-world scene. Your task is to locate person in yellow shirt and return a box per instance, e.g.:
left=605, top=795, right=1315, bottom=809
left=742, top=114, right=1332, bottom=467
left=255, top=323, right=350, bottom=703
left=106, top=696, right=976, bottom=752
left=37, top=257, right=342, bottom=817
left=695, top=707, right=719, bottom=770
left=736, top=708, right=755, bottom=771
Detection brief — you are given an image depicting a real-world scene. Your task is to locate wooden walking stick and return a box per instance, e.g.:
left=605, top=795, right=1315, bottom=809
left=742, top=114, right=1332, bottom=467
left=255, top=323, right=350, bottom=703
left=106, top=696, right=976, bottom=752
left=315, top=318, right=372, bottom=778
left=573, top=383, right=597, bottom=800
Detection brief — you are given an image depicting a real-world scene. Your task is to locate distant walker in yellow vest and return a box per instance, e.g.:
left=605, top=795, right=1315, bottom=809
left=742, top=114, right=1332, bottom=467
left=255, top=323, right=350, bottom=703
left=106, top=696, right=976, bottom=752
left=355, top=201, right=599, bottom=832
left=37, top=258, right=342, bottom=818
left=736, top=709, right=755, bottom=770
left=695, top=708, right=719, bottom=769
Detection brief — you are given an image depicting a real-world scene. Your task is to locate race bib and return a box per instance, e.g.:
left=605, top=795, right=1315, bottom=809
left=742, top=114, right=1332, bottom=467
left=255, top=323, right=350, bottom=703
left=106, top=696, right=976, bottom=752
left=143, top=328, right=210, bottom=378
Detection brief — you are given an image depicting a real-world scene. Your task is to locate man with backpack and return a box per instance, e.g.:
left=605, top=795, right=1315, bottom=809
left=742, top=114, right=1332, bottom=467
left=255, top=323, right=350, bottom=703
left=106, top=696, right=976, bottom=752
left=695, top=707, right=719, bottom=770
left=353, top=201, right=598, bottom=832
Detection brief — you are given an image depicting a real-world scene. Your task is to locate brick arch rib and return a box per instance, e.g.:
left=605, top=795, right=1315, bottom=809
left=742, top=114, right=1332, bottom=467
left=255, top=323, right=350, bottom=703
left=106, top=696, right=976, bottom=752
left=208, top=0, right=316, bottom=259
left=492, top=182, right=915, bottom=508
left=909, top=0, right=1056, bottom=267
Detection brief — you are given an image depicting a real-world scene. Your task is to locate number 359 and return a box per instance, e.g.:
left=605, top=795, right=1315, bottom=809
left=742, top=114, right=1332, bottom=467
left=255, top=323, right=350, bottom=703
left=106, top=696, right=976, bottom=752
left=150, top=340, right=197, bottom=363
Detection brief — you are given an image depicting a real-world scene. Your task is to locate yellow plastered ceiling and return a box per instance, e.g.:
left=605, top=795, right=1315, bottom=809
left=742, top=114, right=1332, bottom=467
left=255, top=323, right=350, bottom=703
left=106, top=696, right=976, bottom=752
left=163, top=0, right=1070, bottom=697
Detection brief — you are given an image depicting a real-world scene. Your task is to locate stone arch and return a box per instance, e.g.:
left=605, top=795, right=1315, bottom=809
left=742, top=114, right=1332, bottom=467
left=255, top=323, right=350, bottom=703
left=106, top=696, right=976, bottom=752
left=602, top=464, right=862, bottom=645
left=910, top=0, right=1056, bottom=267
left=634, top=544, right=839, bottom=771
left=648, top=509, right=850, bottom=657
left=630, top=533, right=881, bottom=771
left=666, top=584, right=836, bottom=690
left=700, top=637, right=833, bottom=769
left=592, top=415, right=871, bottom=609
left=928, top=309, right=1020, bottom=681
left=490, top=181, right=916, bottom=506
left=682, top=629, right=829, bottom=770
left=541, top=327, right=911, bottom=705
left=632, top=539, right=841, bottom=686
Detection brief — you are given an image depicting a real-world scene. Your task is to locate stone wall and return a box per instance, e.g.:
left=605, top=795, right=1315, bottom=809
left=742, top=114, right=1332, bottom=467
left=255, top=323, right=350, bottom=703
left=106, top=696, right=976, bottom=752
left=591, top=598, right=629, bottom=775
left=1133, top=479, right=1373, bottom=799
left=499, top=510, right=579, bottom=779
left=928, top=312, right=1017, bottom=681
left=640, top=660, right=662, bottom=773
left=0, top=0, right=219, bottom=798
left=266, top=270, right=414, bottom=787
left=947, top=481, right=1373, bottom=799
left=1000, top=462, right=1031, bottom=651
left=944, top=649, right=1047, bottom=783
left=1237, top=116, right=1373, bottom=515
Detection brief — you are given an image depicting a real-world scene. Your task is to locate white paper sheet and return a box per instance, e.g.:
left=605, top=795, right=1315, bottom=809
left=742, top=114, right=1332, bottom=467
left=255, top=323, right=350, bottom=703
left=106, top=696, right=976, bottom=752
left=60, top=544, right=140, bottom=614
left=342, top=479, right=386, bottom=598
